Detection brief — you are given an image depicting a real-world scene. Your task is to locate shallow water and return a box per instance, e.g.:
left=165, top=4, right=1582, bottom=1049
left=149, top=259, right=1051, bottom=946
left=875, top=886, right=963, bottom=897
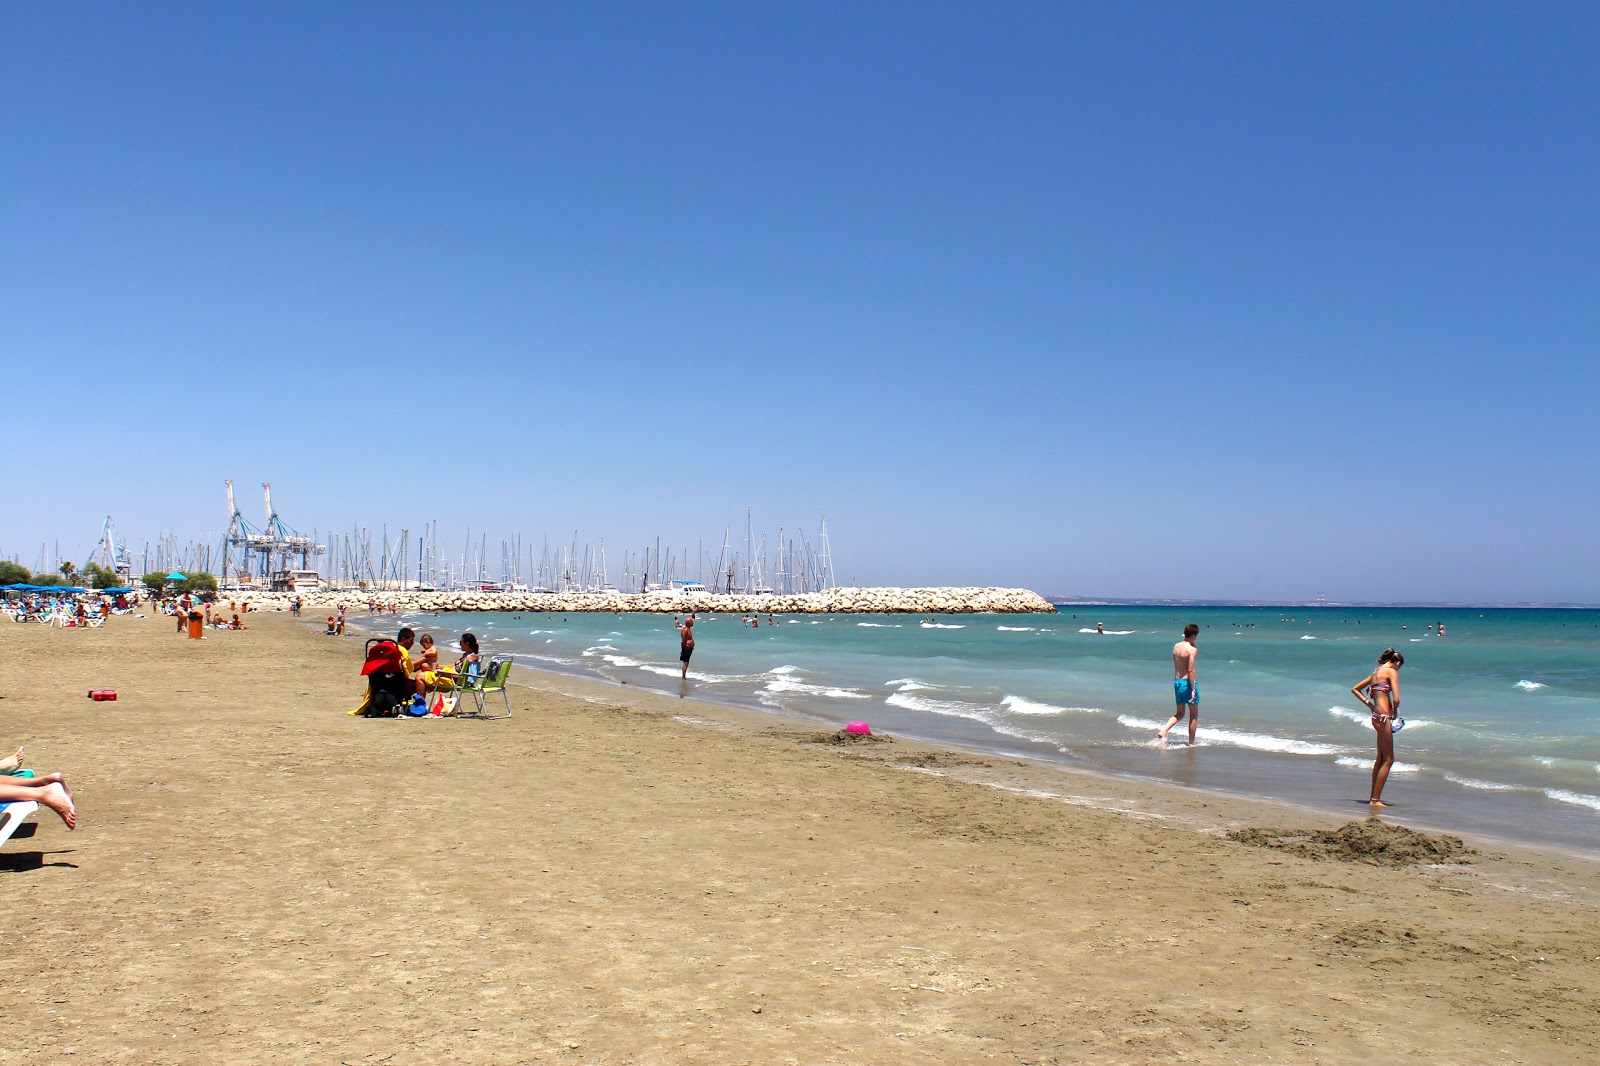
left=391, top=605, right=1600, bottom=853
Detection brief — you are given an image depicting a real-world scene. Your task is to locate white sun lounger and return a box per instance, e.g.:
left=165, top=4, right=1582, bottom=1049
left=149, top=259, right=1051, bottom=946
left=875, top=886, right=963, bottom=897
left=0, top=801, right=38, bottom=848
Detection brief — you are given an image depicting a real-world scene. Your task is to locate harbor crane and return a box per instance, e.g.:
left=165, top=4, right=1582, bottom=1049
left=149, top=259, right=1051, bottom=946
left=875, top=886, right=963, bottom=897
left=219, top=481, right=325, bottom=586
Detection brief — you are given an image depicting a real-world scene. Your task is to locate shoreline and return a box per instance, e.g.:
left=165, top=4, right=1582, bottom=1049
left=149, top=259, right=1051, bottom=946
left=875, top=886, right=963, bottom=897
left=346, top=612, right=1600, bottom=869
left=6, top=611, right=1599, bottom=1062
left=350, top=608, right=1600, bottom=862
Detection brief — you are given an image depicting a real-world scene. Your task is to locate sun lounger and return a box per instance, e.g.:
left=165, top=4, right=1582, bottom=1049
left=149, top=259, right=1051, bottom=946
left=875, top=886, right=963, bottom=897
left=0, top=801, right=38, bottom=848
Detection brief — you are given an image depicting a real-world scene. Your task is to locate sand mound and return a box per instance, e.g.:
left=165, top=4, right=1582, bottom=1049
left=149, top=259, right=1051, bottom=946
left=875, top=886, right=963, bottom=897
left=1227, top=821, right=1473, bottom=866
left=806, top=729, right=894, bottom=745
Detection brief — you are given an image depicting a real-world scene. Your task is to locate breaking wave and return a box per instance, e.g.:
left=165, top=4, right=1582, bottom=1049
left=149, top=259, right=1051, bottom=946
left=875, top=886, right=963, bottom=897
left=1000, top=695, right=1100, bottom=716
left=885, top=691, right=993, bottom=722
left=1118, top=716, right=1344, bottom=756
left=1336, top=756, right=1422, bottom=774
left=920, top=622, right=966, bottom=630
left=1545, top=789, right=1600, bottom=811
left=1515, top=680, right=1546, bottom=691
left=761, top=679, right=871, bottom=700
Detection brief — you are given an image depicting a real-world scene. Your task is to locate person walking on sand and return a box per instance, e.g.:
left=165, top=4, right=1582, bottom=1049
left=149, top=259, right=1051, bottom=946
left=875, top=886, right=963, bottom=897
left=1158, top=624, right=1201, bottom=744
left=1352, top=649, right=1404, bottom=807
left=677, top=612, right=696, bottom=678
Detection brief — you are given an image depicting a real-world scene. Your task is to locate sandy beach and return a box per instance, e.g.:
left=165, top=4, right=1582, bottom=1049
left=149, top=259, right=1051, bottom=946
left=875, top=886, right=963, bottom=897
left=3, top=611, right=1598, bottom=1064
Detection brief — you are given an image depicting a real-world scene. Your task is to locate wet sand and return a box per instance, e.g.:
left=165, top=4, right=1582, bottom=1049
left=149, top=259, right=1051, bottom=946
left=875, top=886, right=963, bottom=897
left=2, top=611, right=1598, bottom=1063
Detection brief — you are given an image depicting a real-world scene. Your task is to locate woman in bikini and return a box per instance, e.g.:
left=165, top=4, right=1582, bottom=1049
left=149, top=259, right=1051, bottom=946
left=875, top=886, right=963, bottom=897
left=1351, top=649, right=1404, bottom=807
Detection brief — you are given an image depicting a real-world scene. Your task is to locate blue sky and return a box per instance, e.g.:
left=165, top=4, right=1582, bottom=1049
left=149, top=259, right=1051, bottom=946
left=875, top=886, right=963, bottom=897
left=3, top=2, right=1597, bottom=602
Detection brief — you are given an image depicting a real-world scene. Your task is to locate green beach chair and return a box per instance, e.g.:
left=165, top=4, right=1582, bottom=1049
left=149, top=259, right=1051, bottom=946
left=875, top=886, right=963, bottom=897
left=457, top=658, right=513, bottom=720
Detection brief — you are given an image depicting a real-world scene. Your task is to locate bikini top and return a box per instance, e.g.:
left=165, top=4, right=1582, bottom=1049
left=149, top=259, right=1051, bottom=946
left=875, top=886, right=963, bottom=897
left=1371, top=680, right=1392, bottom=693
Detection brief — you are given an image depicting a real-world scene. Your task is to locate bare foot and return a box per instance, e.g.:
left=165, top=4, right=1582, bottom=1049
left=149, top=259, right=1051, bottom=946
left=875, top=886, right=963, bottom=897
left=37, top=782, right=76, bottom=830
left=1156, top=731, right=1168, bottom=742
left=0, top=746, right=21, bottom=772
left=1369, top=799, right=1389, bottom=808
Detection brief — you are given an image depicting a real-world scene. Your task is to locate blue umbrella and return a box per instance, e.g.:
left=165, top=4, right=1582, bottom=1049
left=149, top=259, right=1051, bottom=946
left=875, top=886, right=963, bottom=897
left=167, top=572, right=187, bottom=581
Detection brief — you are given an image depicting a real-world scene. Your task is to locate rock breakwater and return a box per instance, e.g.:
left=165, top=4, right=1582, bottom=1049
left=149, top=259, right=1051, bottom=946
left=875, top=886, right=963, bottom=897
left=225, top=586, right=1055, bottom=615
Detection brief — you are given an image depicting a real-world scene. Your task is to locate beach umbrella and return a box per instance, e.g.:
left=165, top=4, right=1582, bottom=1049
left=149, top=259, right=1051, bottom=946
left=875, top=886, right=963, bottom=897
left=167, top=572, right=187, bottom=581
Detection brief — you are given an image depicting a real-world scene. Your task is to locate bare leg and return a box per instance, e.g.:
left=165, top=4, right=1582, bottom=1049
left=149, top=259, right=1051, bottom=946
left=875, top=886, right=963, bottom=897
left=1157, top=708, right=1185, bottom=741
left=1186, top=706, right=1199, bottom=746
left=0, top=780, right=75, bottom=829
left=1370, top=720, right=1395, bottom=806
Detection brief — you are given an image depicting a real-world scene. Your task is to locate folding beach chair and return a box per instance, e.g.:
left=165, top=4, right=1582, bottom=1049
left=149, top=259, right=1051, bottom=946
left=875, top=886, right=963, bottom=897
left=456, top=658, right=513, bottom=719
left=0, top=801, right=38, bottom=849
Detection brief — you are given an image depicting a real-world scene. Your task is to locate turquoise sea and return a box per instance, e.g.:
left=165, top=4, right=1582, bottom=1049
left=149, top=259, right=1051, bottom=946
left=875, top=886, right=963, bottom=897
left=391, top=605, right=1600, bottom=854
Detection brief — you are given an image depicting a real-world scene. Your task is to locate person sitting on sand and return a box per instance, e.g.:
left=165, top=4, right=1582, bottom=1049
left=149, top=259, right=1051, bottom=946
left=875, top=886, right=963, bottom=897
left=231, top=614, right=243, bottom=630
left=1352, top=649, right=1404, bottom=808
left=0, top=769, right=77, bottom=830
left=325, top=616, right=337, bottom=635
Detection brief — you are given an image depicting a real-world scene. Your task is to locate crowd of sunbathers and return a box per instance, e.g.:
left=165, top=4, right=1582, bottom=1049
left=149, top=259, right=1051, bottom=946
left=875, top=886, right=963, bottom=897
left=0, top=745, right=76, bottom=830
left=4, top=592, right=131, bottom=626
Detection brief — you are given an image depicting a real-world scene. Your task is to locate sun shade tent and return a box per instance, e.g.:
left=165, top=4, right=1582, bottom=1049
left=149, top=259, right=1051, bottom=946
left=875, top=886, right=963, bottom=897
left=166, top=572, right=187, bottom=581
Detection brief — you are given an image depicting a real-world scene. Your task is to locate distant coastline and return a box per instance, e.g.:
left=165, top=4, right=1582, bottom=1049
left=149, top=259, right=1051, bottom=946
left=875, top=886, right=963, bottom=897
left=1050, top=597, right=1600, bottom=610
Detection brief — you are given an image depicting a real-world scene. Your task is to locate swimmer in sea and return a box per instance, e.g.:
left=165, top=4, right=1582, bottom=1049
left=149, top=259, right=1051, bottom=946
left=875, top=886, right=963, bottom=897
left=1096, top=622, right=1104, bottom=635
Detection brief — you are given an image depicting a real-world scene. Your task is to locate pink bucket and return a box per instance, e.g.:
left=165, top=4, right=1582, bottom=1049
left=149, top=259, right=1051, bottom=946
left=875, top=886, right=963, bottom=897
left=846, top=721, right=872, bottom=735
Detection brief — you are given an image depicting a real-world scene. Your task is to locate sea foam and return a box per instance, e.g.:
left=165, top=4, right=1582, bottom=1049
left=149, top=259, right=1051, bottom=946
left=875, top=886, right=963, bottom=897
left=1545, top=789, right=1600, bottom=811
left=1001, top=695, right=1098, bottom=716
left=762, top=678, right=870, bottom=700
left=886, top=691, right=993, bottom=722
left=1515, top=680, right=1546, bottom=691
left=996, top=626, right=1036, bottom=632
left=920, top=622, right=965, bottom=630
left=1443, top=772, right=1525, bottom=792
left=886, top=678, right=933, bottom=692
left=1118, top=716, right=1344, bottom=756
left=1336, top=756, right=1422, bottom=774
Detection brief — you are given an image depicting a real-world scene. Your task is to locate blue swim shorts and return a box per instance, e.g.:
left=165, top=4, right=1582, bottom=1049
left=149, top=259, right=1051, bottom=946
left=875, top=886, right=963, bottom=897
left=1173, top=679, right=1199, bottom=706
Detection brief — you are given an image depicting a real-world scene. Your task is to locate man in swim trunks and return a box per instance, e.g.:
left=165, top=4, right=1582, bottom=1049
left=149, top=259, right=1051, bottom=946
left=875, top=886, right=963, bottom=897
left=1158, top=623, right=1200, bottom=744
left=678, top=612, right=696, bottom=679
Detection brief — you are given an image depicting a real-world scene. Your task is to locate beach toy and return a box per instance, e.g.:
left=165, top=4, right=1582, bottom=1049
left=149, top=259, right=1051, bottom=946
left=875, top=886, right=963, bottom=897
left=1391, top=717, right=1405, bottom=733
left=846, top=721, right=872, bottom=735
left=87, top=689, right=118, bottom=701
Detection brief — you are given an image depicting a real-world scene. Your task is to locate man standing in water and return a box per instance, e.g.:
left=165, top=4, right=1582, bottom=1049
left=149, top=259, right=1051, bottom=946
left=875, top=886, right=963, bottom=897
left=677, top=612, right=696, bottom=679
left=1158, top=623, right=1200, bottom=744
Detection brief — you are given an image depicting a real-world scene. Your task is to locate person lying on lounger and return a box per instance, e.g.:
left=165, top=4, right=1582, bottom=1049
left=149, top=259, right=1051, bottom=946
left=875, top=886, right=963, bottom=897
left=0, top=768, right=76, bottom=830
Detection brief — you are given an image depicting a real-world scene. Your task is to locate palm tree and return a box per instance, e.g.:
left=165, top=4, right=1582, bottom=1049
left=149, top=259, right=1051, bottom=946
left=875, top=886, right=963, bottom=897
left=59, top=561, right=76, bottom=583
